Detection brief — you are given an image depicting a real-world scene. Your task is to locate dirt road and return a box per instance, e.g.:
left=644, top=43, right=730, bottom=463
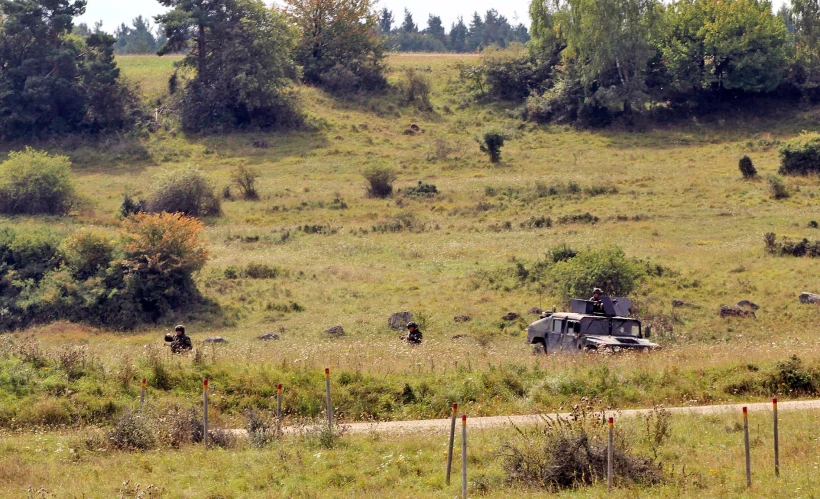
left=251, top=399, right=820, bottom=438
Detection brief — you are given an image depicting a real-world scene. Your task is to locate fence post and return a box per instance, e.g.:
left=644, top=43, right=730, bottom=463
left=277, top=383, right=283, bottom=439
left=607, top=417, right=614, bottom=492
left=325, top=368, right=333, bottom=433
left=203, top=379, right=209, bottom=449
left=773, top=398, right=779, bottom=477
left=461, top=414, right=467, bottom=499
left=140, top=378, right=146, bottom=411
left=446, top=403, right=458, bottom=485
left=743, top=406, right=751, bottom=487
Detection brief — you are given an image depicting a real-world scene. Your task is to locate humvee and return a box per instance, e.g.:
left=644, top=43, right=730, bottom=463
left=527, top=295, right=659, bottom=353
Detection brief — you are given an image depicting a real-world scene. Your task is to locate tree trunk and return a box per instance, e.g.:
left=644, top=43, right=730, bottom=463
left=198, top=23, right=206, bottom=81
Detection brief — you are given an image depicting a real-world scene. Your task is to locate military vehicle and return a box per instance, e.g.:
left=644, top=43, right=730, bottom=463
left=527, top=295, right=659, bottom=353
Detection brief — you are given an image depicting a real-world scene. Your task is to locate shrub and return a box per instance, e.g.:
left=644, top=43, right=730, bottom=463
left=779, top=133, right=820, bottom=175
left=739, top=155, right=757, bottom=178
left=548, top=243, right=577, bottom=263
left=320, top=64, right=362, bottom=94
left=245, top=408, right=279, bottom=448
left=120, top=213, right=209, bottom=319
left=478, top=131, right=506, bottom=163
left=482, top=49, right=552, bottom=102
left=119, top=192, right=147, bottom=218
left=399, top=68, right=431, bottom=110
left=403, top=181, right=438, bottom=197
left=108, top=411, right=156, bottom=451
left=548, top=246, right=644, bottom=300
left=768, top=176, right=790, bottom=199
left=230, top=164, right=261, bottom=200
left=763, top=355, right=817, bottom=396
left=61, top=230, right=116, bottom=280
left=148, top=167, right=221, bottom=217
left=0, top=148, right=75, bottom=215
left=363, top=166, right=397, bottom=198
left=764, top=232, right=820, bottom=257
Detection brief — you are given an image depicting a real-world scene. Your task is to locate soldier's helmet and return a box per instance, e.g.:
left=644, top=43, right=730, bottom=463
left=407, top=322, right=418, bottom=329
left=593, top=288, right=603, bottom=295
left=175, top=325, right=185, bottom=333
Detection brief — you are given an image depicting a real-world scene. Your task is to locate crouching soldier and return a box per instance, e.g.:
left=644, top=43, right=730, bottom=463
left=165, top=325, right=193, bottom=354
left=406, top=322, right=422, bottom=345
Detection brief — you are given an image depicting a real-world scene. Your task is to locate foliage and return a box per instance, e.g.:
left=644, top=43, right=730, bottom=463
left=285, top=0, right=387, bottom=92
left=402, top=181, right=438, bottom=197
left=108, top=411, right=157, bottom=451
left=398, top=69, right=432, bottom=110
left=0, top=148, right=76, bottom=216
left=148, top=167, right=221, bottom=217
left=763, top=355, right=818, bottom=396
left=779, top=133, right=820, bottom=175
left=157, top=0, right=300, bottom=132
left=548, top=246, right=644, bottom=299
left=113, top=16, right=164, bottom=55
left=0, top=0, right=142, bottom=138
left=245, top=408, right=279, bottom=447
left=767, top=175, right=790, bottom=199
left=764, top=232, right=820, bottom=257
left=362, top=166, right=397, bottom=198
left=478, top=130, right=507, bottom=163
left=790, top=0, right=820, bottom=95
left=739, top=155, right=757, bottom=178
left=120, top=192, right=147, bottom=218
left=230, top=164, right=261, bottom=200
left=482, top=48, right=553, bottom=102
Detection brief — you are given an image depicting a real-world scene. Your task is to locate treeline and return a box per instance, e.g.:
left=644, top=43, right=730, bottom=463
left=501, top=0, right=820, bottom=126
left=381, top=8, right=529, bottom=53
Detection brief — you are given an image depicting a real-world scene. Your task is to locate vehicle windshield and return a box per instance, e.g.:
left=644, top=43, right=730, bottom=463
left=580, top=318, right=641, bottom=337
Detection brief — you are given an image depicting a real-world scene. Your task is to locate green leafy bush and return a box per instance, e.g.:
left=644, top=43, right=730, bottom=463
left=739, top=155, right=757, bottom=178
left=768, top=176, right=790, bottom=199
left=548, top=246, right=644, bottom=299
left=363, top=166, right=397, bottom=198
left=478, top=130, right=506, bottom=163
left=779, top=133, right=820, bottom=175
left=148, top=167, right=221, bottom=217
left=230, top=164, right=261, bottom=200
left=403, top=181, right=438, bottom=197
left=398, top=68, right=432, bottom=110
left=0, top=148, right=75, bottom=215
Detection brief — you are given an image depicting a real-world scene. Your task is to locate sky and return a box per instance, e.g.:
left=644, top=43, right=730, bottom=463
left=76, top=0, right=533, bottom=32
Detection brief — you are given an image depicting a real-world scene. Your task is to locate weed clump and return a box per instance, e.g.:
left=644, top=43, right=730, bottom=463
left=108, top=411, right=156, bottom=451
left=768, top=176, right=790, bottom=199
left=0, top=148, right=76, bottom=216
left=148, top=167, right=221, bottom=217
left=363, top=166, right=397, bottom=198
left=230, top=164, right=261, bottom=200
left=119, top=192, right=147, bottom=218
left=739, top=155, right=757, bottom=178
left=399, top=68, right=432, bottom=110
left=402, top=181, right=438, bottom=197
left=502, top=405, right=662, bottom=489
left=764, top=232, right=820, bottom=257
left=764, top=355, right=818, bottom=396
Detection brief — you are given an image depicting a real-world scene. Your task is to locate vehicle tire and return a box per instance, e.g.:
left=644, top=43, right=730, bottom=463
left=532, top=340, right=546, bottom=355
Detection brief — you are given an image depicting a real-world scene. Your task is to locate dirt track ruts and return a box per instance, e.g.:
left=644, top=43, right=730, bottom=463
left=239, top=399, right=820, bottom=438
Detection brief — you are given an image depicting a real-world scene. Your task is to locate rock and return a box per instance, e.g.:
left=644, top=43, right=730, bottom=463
left=252, top=140, right=268, bottom=149
left=501, top=312, right=520, bottom=321
left=799, top=292, right=820, bottom=304
left=451, top=334, right=468, bottom=340
left=325, top=325, right=345, bottom=336
left=736, top=300, right=760, bottom=310
left=454, top=315, right=471, bottom=323
left=388, top=311, right=414, bottom=330
left=409, top=124, right=420, bottom=132
left=528, top=307, right=543, bottom=315
left=719, top=306, right=755, bottom=319
left=257, top=333, right=280, bottom=341
left=205, top=337, right=227, bottom=343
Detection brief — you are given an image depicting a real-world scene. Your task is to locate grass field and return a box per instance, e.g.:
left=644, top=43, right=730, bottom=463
left=1, top=52, right=820, bottom=496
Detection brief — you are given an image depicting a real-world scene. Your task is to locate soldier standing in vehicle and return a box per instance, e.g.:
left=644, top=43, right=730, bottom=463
left=406, top=322, right=422, bottom=345
left=165, top=325, right=193, bottom=353
left=590, top=288, right=604, bottom=314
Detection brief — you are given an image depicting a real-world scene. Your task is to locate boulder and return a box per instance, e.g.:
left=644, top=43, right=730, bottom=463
left=528, top=307, right=543, bottom=315
left=454, top=315, right=471, bottom=323
left=501, top=312, right=520, bottom=321
left=719, top=306, right=755, bottom=319
left=257, top=333, right=280, bottom=341
left=325, top=325, right=345, bottom=336
left=799, top=292, right=820, bottom=304
left=736, top=300, right=760, bottom=310
left=409, top=124, right=420, bottom=132
left=388, top=311, right=414, bottom=330
left=205, top=337, right=227, bottom=343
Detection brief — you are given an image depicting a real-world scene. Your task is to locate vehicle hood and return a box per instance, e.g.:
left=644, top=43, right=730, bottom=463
left=583, top=335, right=660, bottom=349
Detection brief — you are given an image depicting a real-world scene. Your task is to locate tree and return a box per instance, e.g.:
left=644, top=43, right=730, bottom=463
left=379, top=8, right=393, bottom=33
left=0, top=0, right=139, bottom=138
left=157, top=0, right=299, bottom=131
left=401, top=8, right=417, bottom=33
left=450, top=17, right=468, bottom=52
left=791, top=0, right=820, bottom=91
left=285, top=0, right=386, bottom=91
left=114, top=16, right=160, bottom=54
left=467, top=12, right=485, bottom=50
left=425, top=15, right=447, bottom=47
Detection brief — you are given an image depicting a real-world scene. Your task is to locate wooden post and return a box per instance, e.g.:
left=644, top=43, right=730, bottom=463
left=461, top=414, right=467, bottom=499
left=277, top=383, right=283, bottom=439
left=325, top=368, right=333, bottom=432
left=446, top=403, right=458, bottom=485
left=773, top=398, right=779, bottom=477
left=743, top=406, right=751, bottom=487
left=203, top=379, right=209, bottom=449
left=140, top=378, right=146, bottom=411
left=607, top=417, right=614, bottom=492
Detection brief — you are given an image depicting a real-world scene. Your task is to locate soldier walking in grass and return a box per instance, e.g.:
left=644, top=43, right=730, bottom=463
left=165, top=325, right=193, bottom=354
left=405, top=322, right=422, bottom=345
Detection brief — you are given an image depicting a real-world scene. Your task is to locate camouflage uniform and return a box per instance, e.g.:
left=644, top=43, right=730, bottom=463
left=406, top=323, right=422, bottom=345
left=165, top=332, right=193, bottom=353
